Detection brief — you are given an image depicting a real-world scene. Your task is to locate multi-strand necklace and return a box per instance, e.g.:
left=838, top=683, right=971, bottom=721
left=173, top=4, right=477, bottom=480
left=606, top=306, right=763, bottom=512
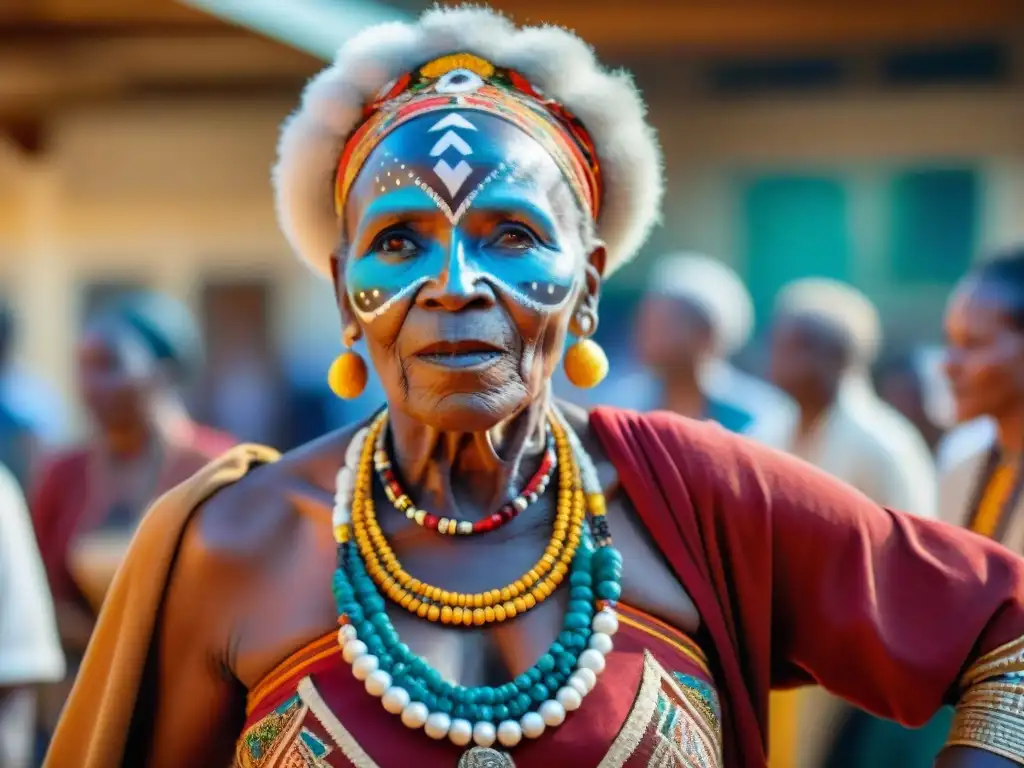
left=331, top=407, right=622, bottom=763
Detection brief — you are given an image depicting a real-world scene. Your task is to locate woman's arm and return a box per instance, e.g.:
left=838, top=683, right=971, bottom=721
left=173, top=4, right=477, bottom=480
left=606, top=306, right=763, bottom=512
left=42, top=446, right=275, bottom=768
left=138, top=500, right=245, bottom=768
left=750, top=437, right=1024, bottom=764
left=613, top=410, right=1024, bottom=764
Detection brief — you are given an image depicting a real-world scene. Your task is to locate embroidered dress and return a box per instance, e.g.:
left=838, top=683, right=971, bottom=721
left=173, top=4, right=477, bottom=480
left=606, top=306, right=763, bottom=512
left=237, top=603, right=721, bottom=768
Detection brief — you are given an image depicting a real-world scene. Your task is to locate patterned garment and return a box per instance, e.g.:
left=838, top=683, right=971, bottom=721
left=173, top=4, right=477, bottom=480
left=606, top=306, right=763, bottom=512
left=236, top=604, right=722, bottom=768
left=237, top=695, right=334, bottom=768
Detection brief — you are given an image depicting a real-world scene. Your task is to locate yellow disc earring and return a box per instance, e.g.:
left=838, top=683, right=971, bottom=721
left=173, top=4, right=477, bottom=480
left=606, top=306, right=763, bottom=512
left=328, top=344, right=368, bottom=400
left=563, top=307, right=608, bottom=389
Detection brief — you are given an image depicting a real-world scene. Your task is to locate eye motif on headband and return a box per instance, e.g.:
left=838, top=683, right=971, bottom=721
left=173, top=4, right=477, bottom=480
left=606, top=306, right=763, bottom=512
left=335, top=53, right=601, bottom=224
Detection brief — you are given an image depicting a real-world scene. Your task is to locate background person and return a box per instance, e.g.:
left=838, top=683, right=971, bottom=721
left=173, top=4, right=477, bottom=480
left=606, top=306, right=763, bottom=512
left=629, top=252, right=796, bottom=439
left=0, top=461, right=63, bottom=768
left=30, top=292, right=234, bottom=743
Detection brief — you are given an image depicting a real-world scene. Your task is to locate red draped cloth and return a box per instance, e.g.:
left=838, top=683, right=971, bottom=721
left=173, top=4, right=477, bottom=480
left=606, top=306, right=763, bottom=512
left=591, top=407, right=1024, bottom=767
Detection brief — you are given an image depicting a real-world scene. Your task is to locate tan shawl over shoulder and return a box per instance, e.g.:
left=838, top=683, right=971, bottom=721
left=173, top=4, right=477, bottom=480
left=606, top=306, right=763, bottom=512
left=44, top=444, right=280, bottom=768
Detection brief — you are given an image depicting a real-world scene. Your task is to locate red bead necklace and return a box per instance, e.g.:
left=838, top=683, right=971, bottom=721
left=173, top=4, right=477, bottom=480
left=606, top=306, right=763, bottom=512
left=373, top=417, right=556, bottom=535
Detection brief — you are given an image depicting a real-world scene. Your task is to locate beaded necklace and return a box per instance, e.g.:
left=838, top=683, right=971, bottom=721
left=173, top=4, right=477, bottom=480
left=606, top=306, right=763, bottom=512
left=351, top=411, right=587, bottom=626
left=373, top=416, right=557, bottom=536
left=331, top=407, right=623, bottom=762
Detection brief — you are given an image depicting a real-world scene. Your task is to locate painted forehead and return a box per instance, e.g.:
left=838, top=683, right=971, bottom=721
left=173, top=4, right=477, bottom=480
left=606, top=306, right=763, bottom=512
left=344, top=112, right=585, bottom=322
left=345, top=110, right=568, bottom=235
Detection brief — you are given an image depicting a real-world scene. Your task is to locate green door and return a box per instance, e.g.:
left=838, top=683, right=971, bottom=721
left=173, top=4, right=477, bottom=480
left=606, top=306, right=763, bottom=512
left=741, top=174, right=851, bottom=326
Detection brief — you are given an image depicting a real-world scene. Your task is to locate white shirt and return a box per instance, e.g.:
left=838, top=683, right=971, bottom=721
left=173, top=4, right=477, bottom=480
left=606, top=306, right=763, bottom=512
left=936, top=417, right=996, bottom=475
left=0, top=461, right=65, bottom=765
left=761, top=379, right=938, bottom=518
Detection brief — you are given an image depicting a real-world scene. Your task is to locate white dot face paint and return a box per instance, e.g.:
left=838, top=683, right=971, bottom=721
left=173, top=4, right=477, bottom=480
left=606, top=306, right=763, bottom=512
left=343, top=110, right=585, bottom=323
left=339, top=110, right=594, bottom=430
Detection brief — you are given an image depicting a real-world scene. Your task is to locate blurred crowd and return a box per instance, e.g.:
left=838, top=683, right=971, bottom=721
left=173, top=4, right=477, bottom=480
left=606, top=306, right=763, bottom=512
left=2, top=239, right=1023, bottom=767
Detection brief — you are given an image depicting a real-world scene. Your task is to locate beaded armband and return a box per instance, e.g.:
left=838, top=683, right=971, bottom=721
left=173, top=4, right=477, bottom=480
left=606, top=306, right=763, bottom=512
left=947, top=635, right=1024, bottom=764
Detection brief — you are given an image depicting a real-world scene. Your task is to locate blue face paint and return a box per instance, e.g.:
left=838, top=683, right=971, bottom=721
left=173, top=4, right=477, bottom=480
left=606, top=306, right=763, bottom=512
left=343, top=110, right=584, bottom=323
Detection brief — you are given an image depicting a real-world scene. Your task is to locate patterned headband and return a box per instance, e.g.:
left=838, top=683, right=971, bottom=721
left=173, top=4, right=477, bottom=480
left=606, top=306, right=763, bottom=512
left=333, top=53, right=602, bottom=221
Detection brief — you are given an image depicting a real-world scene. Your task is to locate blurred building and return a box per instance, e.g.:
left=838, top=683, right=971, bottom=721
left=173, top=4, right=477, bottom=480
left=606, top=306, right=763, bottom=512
left=0, top=0, right=326, bottom=440
left=1, top=0, right=1023, bottom=439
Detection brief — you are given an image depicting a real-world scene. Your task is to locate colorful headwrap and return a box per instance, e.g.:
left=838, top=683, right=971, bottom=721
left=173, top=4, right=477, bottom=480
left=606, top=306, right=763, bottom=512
left=333, top=53, right=602, bottom=222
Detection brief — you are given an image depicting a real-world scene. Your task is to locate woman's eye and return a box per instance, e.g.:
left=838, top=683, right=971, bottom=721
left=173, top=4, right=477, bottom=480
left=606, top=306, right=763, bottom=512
left=490, top=226, right=537, bottom=251
left=374, top=234, right=419, bottom=257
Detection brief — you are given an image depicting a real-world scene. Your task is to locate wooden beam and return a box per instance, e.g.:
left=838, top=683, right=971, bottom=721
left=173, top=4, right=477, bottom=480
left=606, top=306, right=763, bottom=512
left=478, top=0, right=1024, bottom=53
left=0, top=0, right=213, bottom=26
left=0, top=30, right=318, bottom=118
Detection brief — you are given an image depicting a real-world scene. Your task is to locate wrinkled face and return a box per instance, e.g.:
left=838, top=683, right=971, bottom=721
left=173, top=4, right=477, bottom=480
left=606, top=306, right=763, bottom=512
left=944, top=277, right=1024, bottom=423
left=635, top=295, right=713, bottom=372
left=768, top=313, right=845, bottom=403
left=77, top=322, right=157, bottom=431
left=340, top=111, right=596, bottom=430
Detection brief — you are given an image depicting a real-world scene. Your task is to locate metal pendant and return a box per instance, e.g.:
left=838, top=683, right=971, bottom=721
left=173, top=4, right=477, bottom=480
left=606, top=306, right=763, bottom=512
left=457, top=746, right=516, bottom=767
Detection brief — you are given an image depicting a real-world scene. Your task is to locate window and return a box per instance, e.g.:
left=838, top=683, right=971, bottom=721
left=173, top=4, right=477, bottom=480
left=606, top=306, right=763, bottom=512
left=707, top=56, right=846, bottom=96
left=888, top=168, right=979, bottom=284
left=79, top=279, right=148, bottom=322
left=883, top=43, right=1008, bottom=86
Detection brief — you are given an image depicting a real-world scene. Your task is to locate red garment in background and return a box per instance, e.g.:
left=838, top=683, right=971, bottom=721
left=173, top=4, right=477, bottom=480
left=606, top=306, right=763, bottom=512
left=590, top=407, right=1024, bottom=768
left=30, top=423, right=235, bottom=607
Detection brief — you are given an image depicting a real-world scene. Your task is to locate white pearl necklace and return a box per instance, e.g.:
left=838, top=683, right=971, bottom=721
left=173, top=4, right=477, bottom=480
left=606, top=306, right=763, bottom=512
left=336, top=608, right=618, bottom=749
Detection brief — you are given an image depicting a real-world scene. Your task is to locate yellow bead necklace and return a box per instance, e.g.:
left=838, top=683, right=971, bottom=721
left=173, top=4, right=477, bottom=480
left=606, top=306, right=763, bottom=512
left=350, top=410, right=586, bottom=626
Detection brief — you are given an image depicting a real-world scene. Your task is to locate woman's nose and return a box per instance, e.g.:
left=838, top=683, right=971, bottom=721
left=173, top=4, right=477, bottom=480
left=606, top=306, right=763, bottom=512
left=416, top=240, right=495, bottom=312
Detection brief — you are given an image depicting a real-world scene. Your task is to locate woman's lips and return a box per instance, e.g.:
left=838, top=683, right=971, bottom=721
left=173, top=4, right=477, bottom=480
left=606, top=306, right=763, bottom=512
left=413, top=339, right=504, bottom=369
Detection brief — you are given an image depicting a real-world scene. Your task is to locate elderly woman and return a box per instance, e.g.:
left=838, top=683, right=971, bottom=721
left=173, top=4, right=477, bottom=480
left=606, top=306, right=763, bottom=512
left=45, top=9, right=1024, bottom=768
left=765, top=278, right=937, bottom=517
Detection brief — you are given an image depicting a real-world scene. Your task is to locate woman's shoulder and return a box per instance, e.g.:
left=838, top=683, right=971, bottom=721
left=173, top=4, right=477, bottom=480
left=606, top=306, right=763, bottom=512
left=178, top=425, right=361, bottom=567
left=587, top=404, right=851, bottom=505
left=585, top=405, right=772, bottom=499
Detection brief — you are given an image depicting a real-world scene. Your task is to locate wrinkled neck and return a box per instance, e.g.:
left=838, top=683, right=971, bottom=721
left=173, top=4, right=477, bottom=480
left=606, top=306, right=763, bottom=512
left=386, top=390, right=552, bottom=520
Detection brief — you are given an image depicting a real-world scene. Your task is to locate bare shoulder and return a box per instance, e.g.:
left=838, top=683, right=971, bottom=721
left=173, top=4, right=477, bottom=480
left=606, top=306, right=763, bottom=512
left=182, top=424, right=364, bottom=567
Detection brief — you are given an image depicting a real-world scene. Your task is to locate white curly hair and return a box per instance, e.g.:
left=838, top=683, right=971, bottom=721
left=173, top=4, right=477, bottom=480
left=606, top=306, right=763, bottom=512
left=273, top=4, right=663, bottom=279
